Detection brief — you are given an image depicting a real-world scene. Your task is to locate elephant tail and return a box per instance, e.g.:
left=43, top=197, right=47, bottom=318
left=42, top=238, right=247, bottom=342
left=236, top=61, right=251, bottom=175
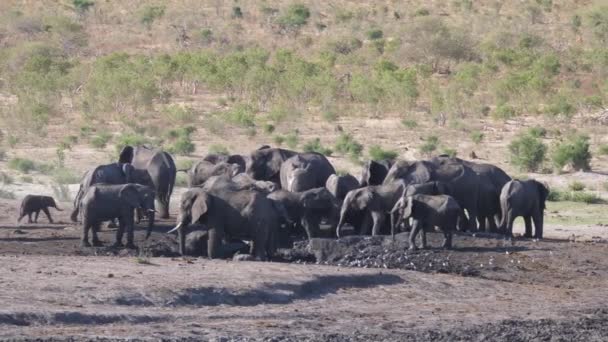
left=498, top=197, right=509, bottom=231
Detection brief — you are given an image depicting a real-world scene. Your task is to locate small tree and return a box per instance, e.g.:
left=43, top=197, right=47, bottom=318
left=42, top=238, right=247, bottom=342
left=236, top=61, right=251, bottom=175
left=551, top=134, right=591, bottom=172
left=508, top=132, right=547, bottom=171
left=334, top=133, right=363, bottom=160
left=368, top=145, right=398, bottom=161
left=277, top=4, right=310, bottom=30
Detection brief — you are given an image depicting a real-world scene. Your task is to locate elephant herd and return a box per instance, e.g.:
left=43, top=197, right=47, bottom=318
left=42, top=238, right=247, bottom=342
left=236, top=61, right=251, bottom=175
left=18, top=144, right=550, bottom=260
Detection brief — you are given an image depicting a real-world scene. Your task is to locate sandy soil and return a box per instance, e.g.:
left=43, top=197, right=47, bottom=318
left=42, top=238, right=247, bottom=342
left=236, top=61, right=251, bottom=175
left=0, top=196, right=607, bottom=341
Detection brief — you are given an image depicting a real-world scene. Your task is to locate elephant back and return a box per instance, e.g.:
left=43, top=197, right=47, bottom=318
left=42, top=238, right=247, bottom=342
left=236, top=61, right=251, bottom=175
left=383, top=160, right=433, bottom=185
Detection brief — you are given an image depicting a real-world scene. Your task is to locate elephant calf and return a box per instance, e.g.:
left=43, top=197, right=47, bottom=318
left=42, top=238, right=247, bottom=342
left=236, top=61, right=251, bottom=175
left=80, top=184, right=155, bottom=248
left=18, top=195, right=62, bottom=224
left=391, top=194, right=464, bottom=250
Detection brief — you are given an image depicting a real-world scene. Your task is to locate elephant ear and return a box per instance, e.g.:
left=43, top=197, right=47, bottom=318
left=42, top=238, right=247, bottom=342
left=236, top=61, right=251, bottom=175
left=191, top=192, right=211, bottom=224
left=121, top=163, right=134, bottom=183
left=119, top=184, right=141, bottom=208
left=537, top=181, right=550, bottom=210
left=355, top=189, right=376, bottom=210
left=402, top=197, right=414, bottom=219
left=119, top=146, right=134, bottom=164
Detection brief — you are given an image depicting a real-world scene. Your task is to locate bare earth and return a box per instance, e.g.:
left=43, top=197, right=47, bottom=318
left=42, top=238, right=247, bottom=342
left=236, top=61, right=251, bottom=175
left=1, top=198, right=608, bottom=341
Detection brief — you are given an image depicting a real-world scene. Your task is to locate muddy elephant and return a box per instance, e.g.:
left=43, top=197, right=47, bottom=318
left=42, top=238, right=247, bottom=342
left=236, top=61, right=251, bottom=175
left=499, top=179, right=549, bottom=239
left=70, top=162, right=135, bottom=222
left=383, top=159, right=479, bottom=231
left=119, top=145, right=176, bottom=219
left=268, top=188, right=339, bottom=239
left=280, top=153, right=336, bottom=192
left=80, top=184, right=156, bottom=248
left=359, top=159, right=393, bottom=187
left=246, top=148, right=298, bottom=184
left=18, top=195, right=62, bottom=223
left=325, top=173, right=360, bottom=202
left=336, top=180, right=407, bottom=237
left=185, top=160, right=242, bottom=187
left=168, top=184, right=280, bottom=260
left=391, top=194, right=464, bottom=250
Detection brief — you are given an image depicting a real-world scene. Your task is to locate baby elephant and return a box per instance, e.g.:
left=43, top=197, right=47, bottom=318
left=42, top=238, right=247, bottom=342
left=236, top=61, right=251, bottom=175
left=391, top=194, right=464, bottom=250
left=80, top=183, right=155, bottom=249
left=18, top=195, right=62, bottom=224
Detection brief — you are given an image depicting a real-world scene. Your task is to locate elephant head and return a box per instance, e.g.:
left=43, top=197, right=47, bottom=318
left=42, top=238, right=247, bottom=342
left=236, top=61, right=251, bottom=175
left=336, top=188, right=378, bottom=238
left=44, top=197, right=62, bottom=211
left=301, top=188, right=335, bottom=209
left=247, top=148, right=295, bottom=181
left=360, top=160, right=392, bottom=187
left=118, top=184, right=143, bottom=208
left=119, top=146, right=135, bottom=164
left=286, top=163, right=314, bottom=192
left=390, top=196, right=415, bottom=239
left=169, top=189, right=212, bottom=255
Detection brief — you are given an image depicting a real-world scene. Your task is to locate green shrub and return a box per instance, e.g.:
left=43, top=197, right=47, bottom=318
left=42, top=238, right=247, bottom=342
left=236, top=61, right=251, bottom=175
left=232, top=6, right=243, bottom=19
left=115, top=133, right=150, bottom=153
left=322, top=111, right=337, bottom=122
left=414, top=8, right=430, bottom=16
left=285, top=131, right=300, bottom=149
left=493, top=104, right=517, bottom=120
left=548, top=189, right=604, bottom=204
left=368, top=145, right=398, bottom=161
left=367, top=29, right=383, bottom=40
left=470, top=131, right=484, bottom=144
left=263, top=123, right=275, bottom=134
left=545, top=94, right=576, bottom=117
left=176, top=159, right=195, bottom=171
left=273, top=135, right=286, bottom=146
left=334, top=133, right=363, bottom=160
left=165, top=127, right=196, bottom=156
left=528, top=126, right=547, bottom=138
left=208, top=144, right=229, bottom=155
left=8, top=158, right=36, bottom=174
left=277, top=4, right=310, bottom=29
left=303, top=138, right=333, bottom=156
left=442, top=148, right=458, bottom=158
left=140, top=5, right=165, bottom=28
left=586, top=6, right=608, bottom=44
left=568, top=181, right=585, bottom=191
left=245, top=127, right=257, bottom=138
left=90, top=132, right=112, bottom=149
left=598, top=144, right=608, bottom=156
left=0, top=172, right=13, bottom=185
left=73, top=0, right=94, bottom=13
left=401, top=119, right=418, bottom=129
left=0, top=189, right=16, bottom=200
left=224, top=104, right=256, bottom=127
left=508, top=132, right=547, bottom=172
left=164, top=105, right=196, bottom=124
left=551, top=134, right=591, bottom=171
left=420, top=135, right=439, bottom=156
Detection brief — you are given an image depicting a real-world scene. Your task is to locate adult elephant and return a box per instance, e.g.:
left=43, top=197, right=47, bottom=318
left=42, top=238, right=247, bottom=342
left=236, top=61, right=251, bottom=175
left=246, top=148, right=297, bottom=184
left=431, top=156, right=511, bottom=232
left=280, top=153, right=336, bottom=192
left=70, top=162, right=135, bottom=222
left=499, top=179, right=549, bottom=239
left=325, top=173, right=360, bottom=202
left=119, top=145, right=176, bottom=219
left=359, top=160, right=393, bottom=187
left=186, top=160, right=242, bottom=187
left=168, top=184, right=280, bottom=260
left=383, top=159, right=479, bottom=231
left=336, top=180, right=407, bottom=237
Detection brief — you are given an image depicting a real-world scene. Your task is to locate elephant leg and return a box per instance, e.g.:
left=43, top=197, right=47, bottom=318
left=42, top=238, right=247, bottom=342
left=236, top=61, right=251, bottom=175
left=371, top=211, right=385, bottom=236
left=477, top=216, right=486, bottom=233
left=302, top=214, right=321, bottom=240
left=359, top=212, right=373, bottom=235
left=81, top=223, right=91, bottom=247
left=523, top=216, right=533, bottom=238
left=126, top=221, right=136, bottom=249
left=157, top=197, right=170, bottom=219
left=42, top=208, right=53, bottom=223
left=17, top=213, right=26, bottom=223
left=27, top=213, right=32, bottom=224
left=532, top=211, right=544, bottom=239
left=420, top=224, right=427, bottom=249
left=409, top=220, right=422, bottom=251
left=113, top=218, right=125, bottom=247
left=207, top=228, right=223, bottom=259
left=466, top=206, right=478, bottom=232
left=34, top=210, right=40, bottom=223
left=487, top=216, right=498, bottom=233
left=505, top=211, right=515, bottom=239
left=91, top=223, right=103, bottom=246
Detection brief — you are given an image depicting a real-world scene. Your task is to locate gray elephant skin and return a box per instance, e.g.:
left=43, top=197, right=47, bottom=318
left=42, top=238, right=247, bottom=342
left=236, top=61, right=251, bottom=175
left=246, top=148, right=298, bottom=184
left=169, top=181, right=280, bottom=260
left=186, top=160, right=242, bottom=187
left=18, top=195, right=62, bottom=223
left=119, top=145, right=176, bottom=219
left=359, top=159, right=393, bottom=187
left=325, top=173, right=360, bottom=202
left=336, top=180, right=407, bottom=237
left=80, top=184, right=156, bottom=248
left=280, top=153, right=336, bottom=192
left=383, top=159, right=479, bottom=231
left=391, top=194, right=464, bottom=250
left=70, top=162, right=135, bottom=222
left=499, top=179, right=549, bottom=239
left=203, top=153, right=248, bottom=172
left=268, top=188, right=339, bottom=239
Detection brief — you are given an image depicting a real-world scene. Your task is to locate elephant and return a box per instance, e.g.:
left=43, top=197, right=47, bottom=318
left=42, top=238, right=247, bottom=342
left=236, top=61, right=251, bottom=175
left=499, top=179, right=549, bottom=239
left=280, top=153, right=336, bottom=192
left=18, top=195, right=62, bottom=223
left=167, top=185, right=280, bottom=260
left=186, top=160, right=242, bottom=187
left=267, top=188, right=339, bottom=239
left=325, top=173, right=360, bottom=202
left=246, top=148, right=297, bottom=184
left=383, top=159, right=479, bottom=232
left=80, top=184, right=156, bottom=248
left=183, top=230, right=250, bottom=257
left=202, top=153, right=248, bottom=172
left=359, top=159, right=393, bottom=187
left=231, top=173, right=279, bottom=194
left=432, top=156, right=511, bottom=232
left=391, top=181, right=452, bottom=232
left=391, top=194, right=464, bottom=250
left=70, top=162, right=135, bottom=222
left=119, top=145, right=176, bottom=219
left=336, top=180, right=407, bottom=238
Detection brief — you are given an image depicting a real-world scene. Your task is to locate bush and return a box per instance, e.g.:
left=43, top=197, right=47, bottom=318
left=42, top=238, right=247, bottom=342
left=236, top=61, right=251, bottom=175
left=545, top=94, right=576, bottom=117
left=548, top=189, right=604, bottom=204
left=73, top=0, right=94, bottom=13
left=599, top=144, right=608, bottom=156
left=224, top=104, right=256, bottom=127
left=0, top=172, right=13, bottom=185
left=528, top=126, right=547, bottom=138
left=232, top=6, right=243, bottom=19
left=115, top=133, right=150, bottom=153
left=367, top=29, right=383, bottom=40
left=285, top=131, right=300, bottom=149
left=164, top=105, right=196, bottom=124
left=176, top=159, right=195, bottom=171
left=568, top=181, right=585, bottom=191
left=322, top=111, right=337, bottom=122
left=401, top=119, right=418, bottom=129
left=508, top=132, right=547, bottom=172
left=420, top=135, right=439, bottom=156
left=551, top=134, right=591, bottom=171
left=368, top=145, right=398, bottom=161
left=277, top=4, right=310, bottom=29
left=263, top=123, right=275, bottom=134
left=442, top=148, right=458, bottom=158
left=334, top=133, right=363, bottom=160
left=303, top=138, right=332, bottom=156
left=493, top=104, right=517, bottom=120
left=470, top=131, right=484, bottom=144
left=90, top=132, right=112, bottom=149
left=414, top=8, right=430, bottom=16
left=8, top=158, right=36, bottom=174
left=273, top=135, right=286, bottom=146
left=165, top=127, right=196, bottom=156
left=208, top=144, right=229, bottom=155
left=140, top=5, right=165, bottom=28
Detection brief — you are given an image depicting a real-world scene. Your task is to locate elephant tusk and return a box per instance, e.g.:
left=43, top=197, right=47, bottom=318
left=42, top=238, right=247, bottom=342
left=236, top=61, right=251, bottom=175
left=167, top=223, right=182, bottom=234
left=148, top=209, right=157, bottom=213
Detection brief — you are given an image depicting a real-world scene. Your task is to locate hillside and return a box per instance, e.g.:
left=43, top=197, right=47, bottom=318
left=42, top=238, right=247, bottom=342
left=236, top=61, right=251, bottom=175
left=0, top=0, right=607, bottom=192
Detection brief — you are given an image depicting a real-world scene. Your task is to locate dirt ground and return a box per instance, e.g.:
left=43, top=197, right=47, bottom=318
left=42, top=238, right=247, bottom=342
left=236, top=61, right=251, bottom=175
left=0, top=196, right=608, bottom=341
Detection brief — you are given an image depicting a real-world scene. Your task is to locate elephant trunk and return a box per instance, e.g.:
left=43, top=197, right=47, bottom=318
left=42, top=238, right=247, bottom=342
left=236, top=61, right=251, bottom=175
left=145, top=209, right=155, bottom=239
left=54, top=205, right=63, bottom=211
left=70, top=208, right=79, bottom=223
left=336, top=203, right=349, bottom=238
left=157, top=198, right=170, bottom=219
left=498, top=198, right=509, bottom=231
